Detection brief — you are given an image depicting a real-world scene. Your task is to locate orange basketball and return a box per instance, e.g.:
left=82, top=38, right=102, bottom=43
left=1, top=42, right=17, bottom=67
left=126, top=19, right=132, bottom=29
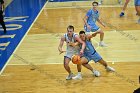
left=71, top=55, right=81, bottom=64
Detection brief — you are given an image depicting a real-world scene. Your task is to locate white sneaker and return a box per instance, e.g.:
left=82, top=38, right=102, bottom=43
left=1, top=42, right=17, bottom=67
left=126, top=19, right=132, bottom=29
left=99, top=41, right=107, bottom=47
left=118, top=0, right=122, bottom=4
left=106, top=66, right=115, bottom=72
left=98, top=0, right=103, bottom=5
left=66, top=73, right=74, bottom=80
left=72, top=74, right=82, bottom=80
left=93, top=70, right=101, bottom=77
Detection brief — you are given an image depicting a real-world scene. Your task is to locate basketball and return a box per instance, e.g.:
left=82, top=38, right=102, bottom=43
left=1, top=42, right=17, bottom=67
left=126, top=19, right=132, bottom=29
left=71, top=55, right=81, bottom=64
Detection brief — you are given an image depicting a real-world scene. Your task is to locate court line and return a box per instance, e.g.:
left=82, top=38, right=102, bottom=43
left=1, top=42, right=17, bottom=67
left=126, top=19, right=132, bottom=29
left=45, top=4, right=134, bottom=9
left=28, top=30, right=140, bottom=37
left=7, top=61, right=140, bottom=66
left=0, top=1, right=49, bottom=75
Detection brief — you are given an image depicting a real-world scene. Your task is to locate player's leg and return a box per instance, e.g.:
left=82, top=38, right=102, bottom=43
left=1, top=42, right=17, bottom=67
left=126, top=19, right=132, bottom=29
left=135, top=0, right=140, bottom=23
left=90, top=52, right=115, bottom=72
left=64, top=56, right=74, bottom=80
left=98, top=59, right=115, bottom=72
left=72, top=57, right=87, bottom=80
left=0, top=11, right=6, bottom=34
left=99, top=0, right=103, bottom=5
left=72, top=64, right=82, bottom=80
left=120, top=0, right=130, bottom=17
left=81, top=57, right=100, bottom=77
left=95, top=29, right=107, bottom=47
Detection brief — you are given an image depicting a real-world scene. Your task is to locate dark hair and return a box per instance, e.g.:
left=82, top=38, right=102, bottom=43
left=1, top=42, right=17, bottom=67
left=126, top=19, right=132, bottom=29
left=92, top=1, right=98, bottom=6
left=79, top=31, right=85, bottom=35
left=67, top=25, right=74, bottom=31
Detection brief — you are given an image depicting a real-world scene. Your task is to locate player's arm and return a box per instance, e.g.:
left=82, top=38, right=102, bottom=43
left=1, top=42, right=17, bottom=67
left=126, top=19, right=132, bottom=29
left=87, top=31, right=100, bottom=39
left=97, top=18, right=105, bottom=27
left=68, top=42, right=79, bottom=47
left=83, top=16, right=89, bottom=27
left=83, top=10, right=91, bottom=30
left=75, top=35, right=86, bottom=55
left=58, top=36, right=65, bottom=54
left=87, top=32, right=97, bottom=39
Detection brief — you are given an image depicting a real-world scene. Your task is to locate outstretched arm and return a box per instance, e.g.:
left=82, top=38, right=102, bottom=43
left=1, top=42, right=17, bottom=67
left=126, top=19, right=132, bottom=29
left=97, top=18, right=105, bottom=27
left=75, top=35, right=85, bottom=55
left=86, top=31, right=100, bottom=40
left=58, top=36, right=65, bottom=54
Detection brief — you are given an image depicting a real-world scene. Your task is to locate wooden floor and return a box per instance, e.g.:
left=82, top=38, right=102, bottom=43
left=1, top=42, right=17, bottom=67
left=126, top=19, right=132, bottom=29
left=0, top=1, right=140, bottom=93
left=0, top=63, right=140, bottom=93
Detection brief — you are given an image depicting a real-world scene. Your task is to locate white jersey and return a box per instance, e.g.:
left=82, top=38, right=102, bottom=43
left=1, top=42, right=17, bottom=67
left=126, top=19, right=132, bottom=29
left=64, top=33, right=80, bottom=59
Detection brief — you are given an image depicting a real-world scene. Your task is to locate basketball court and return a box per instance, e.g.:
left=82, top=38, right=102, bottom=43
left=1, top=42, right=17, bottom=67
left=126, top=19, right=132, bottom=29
left=0, top=0, right=140, bottom=93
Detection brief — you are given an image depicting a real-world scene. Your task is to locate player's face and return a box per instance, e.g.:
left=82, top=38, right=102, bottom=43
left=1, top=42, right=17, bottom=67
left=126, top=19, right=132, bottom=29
left=80, top=33, right=86, bottom=41
left=67, top=28, right=74, bottom=37
left=93, top=3, right=98, bottom=9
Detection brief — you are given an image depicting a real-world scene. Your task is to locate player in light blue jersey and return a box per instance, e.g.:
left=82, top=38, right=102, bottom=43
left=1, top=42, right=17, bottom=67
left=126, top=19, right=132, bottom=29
left=135, top=0, right=140, bottom=24
left=98, top=0, right=122, bottom=5
left=72, top=31, right=115, bottom=80
left=83, top=2, right=107, bottom=47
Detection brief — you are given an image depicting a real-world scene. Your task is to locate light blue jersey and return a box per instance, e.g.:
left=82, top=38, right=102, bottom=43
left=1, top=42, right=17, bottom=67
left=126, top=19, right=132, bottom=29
left=84, top=40, right=96, bottom=55
left=135, top=0, right=140, bottom=6
left=83, top=40, right=102, bottom=63
left=84, top=9, right=100, bottom=32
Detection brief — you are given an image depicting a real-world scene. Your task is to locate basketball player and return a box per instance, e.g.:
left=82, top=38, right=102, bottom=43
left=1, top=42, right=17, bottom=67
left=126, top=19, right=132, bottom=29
left=83, top=1, right=107, bottom=47
left=119, top=0, right=130, bottom=17
left=58, top=25, right=85, bottom=80
left=72, top=31, right=115, bottom=80
left=135, top=0, right=140, bottom=24
left=0, top=0, right=6, bottom=34
left=98, top=0, right=122, bottom=5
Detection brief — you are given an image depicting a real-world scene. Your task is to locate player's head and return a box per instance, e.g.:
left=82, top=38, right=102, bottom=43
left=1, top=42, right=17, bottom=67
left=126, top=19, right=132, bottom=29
left=79, top=31, right=86, bottom=41
left=67, top=25, right=74, bottom=37
left=92, top=1, right=98, bottom=9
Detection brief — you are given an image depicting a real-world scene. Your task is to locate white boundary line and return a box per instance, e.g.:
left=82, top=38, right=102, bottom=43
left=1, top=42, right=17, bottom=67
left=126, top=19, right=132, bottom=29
left=45, top=3, right=135, bottom=9
left=27, top=30, right=140, bottom=36
left=6, top=61, right=140, bottom=66
left=8, top=62, right=63, bottom=65
left=0, top=1, right=49, bottom=75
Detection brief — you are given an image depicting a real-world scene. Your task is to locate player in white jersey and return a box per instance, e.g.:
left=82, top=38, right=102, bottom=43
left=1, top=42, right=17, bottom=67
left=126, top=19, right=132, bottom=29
left=58, top=25, right=85, bottom=80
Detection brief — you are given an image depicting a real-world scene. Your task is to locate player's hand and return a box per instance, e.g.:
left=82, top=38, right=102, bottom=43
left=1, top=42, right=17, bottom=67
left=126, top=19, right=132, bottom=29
left=68, top=42, right=75, bottom=47
left=59, top=50, right=66, bottom=55
left=102, top=23, right=106, bottom=27
left=80, top=50, right=84, bottom=55
left=87, top=25, right=91, bottom=30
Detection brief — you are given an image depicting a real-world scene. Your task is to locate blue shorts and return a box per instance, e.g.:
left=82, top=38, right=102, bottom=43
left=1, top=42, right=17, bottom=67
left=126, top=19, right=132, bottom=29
left=84, top=25, right=100, bottom=32
left=84, top=52, right=102, bottom=63
left=135, top=0, right=140, bottom=6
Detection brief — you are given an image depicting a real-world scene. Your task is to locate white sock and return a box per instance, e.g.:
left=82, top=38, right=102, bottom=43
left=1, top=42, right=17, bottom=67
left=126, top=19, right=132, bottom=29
left=77, top=72, right=81, bottom=76
left=70, top=72, right=73, bottom=75
left=100, top=41, right=103, bottom=43
left=121, top=11, right=124, bottom=13
left=92, top=69, right=96, bottom=73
